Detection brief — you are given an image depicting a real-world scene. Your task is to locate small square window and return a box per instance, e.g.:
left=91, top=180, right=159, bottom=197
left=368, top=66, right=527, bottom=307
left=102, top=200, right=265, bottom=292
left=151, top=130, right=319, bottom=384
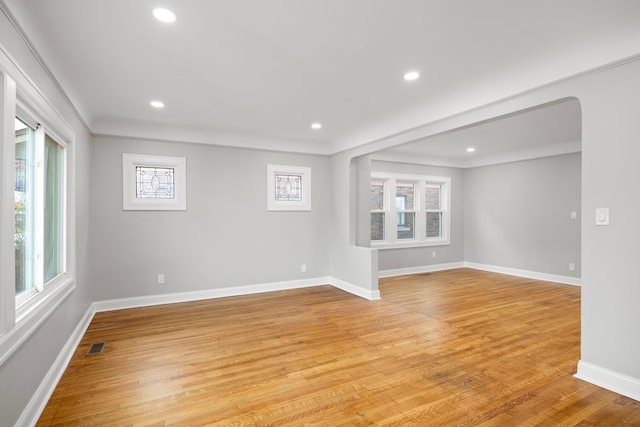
left=136, top=166, right=175, bottom=199
left=123, top=154, right=186, bottom=210
left=267, top=164, right=311, bottom=211
left=274, top=173, right=303, bottom=202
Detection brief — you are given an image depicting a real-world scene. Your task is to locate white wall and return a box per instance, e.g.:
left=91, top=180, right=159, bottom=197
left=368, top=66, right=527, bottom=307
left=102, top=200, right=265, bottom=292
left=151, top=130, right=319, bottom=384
left=90, top=137, right=331, bottom=302
left=464, top=153, right=581, bottom=278
left=328, top=152, right=378, bottom=299
left=577, top=60, right=640, bottom=394
left=0, top=10, right=93, bottom=427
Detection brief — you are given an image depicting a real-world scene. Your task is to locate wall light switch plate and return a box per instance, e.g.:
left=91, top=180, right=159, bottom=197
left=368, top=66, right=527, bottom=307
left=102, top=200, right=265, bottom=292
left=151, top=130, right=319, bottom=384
left=595, top=208, right=609, bottom=226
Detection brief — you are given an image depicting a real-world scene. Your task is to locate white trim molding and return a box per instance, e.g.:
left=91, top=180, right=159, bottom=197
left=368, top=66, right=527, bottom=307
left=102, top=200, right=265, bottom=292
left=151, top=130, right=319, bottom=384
left=464, top=262, right=582, bottom=286
left=93, top=277, right=331, bottom=313
left=379, top=262, right=581, bottom=286
left=0, top=279, right=75, bottom=366
left=378, top=262, right=465, bottom=279
left=329, top=277, right=381, bottom=300
left=575, top=361, right=640, bottom=402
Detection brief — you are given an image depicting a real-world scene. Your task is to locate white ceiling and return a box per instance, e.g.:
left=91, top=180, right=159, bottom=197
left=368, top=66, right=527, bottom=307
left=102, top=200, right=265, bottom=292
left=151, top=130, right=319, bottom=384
left=3, top=1, right=640, bottom=157
left=373, top=98, right=582, bottom=168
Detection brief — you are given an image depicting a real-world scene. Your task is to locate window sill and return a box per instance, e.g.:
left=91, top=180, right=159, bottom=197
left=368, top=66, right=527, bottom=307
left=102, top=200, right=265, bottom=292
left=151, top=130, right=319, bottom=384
left=372, top=239, right=451, bottom=250
left=0, top=277, right=75, bottom=366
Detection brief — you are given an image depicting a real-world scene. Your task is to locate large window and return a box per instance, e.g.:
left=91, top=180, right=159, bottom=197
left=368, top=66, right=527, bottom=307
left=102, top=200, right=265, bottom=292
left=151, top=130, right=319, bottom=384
left=14, top=113, right=67, bottom=308
left=370, top=173, right=450, bottom=248
left=1, top=64, right=75, bottom=362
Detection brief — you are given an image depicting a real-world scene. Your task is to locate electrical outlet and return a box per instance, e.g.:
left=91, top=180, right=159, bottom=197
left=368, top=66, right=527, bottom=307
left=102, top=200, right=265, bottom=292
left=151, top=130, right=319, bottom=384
left=432, top=251, right=436, bottom=258
left=157, top=274, right=165, bottom=284
left=569, top=263, right=575, bottom=271
left=301, top=264, right=307, bottom=273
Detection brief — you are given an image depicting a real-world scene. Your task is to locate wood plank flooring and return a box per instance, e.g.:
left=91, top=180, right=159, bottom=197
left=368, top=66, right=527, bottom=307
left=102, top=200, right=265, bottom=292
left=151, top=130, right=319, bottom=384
left=37, top=268, right=640, bottom=426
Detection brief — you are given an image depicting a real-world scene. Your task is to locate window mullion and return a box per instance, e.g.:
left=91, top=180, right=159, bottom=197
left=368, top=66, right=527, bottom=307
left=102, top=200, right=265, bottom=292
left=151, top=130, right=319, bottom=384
left=34, top=126, right=44, bottom=292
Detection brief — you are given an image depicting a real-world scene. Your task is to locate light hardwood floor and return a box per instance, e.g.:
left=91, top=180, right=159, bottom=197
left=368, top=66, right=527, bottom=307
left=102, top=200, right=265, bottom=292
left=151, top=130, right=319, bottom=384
left=38, top=269, right=640, bottom=426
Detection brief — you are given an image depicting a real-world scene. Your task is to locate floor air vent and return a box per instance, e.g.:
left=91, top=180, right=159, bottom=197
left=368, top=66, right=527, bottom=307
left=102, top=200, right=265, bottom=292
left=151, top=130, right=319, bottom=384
left=87, top=342, right=106, bottom=355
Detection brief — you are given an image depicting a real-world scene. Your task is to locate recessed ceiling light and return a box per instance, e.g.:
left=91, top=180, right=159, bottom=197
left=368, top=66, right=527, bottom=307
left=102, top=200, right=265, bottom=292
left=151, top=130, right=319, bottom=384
left=311, top=123, right=322, bottom=130
left=150, top=100, right=165, bottom=109
left=403, top=71, right=420, bottom=81
left=466, top=147, right=476, bottom=153
left=153, top=8, right=177, bottom=23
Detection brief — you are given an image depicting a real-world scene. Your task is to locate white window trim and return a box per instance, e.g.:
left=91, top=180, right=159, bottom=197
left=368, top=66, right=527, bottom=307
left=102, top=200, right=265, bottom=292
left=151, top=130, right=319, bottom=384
left=122, top=153, right=186, bottom=211
left=267, top=164, right=311, bottom=211
left=0, top=56, right=76, bottom=365
left=371, top=172, right=451, bottom=249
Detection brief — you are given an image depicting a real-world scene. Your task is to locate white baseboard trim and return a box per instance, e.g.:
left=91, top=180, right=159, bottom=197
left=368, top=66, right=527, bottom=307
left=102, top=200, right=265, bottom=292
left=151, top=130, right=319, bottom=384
left=464, top=262, right=582, bottom=286
left=92, top=277, right=332, bottom=313
left=378, top=262, right=465, bottom=279
left=575, top=360, right=640, bottom=402
left=378, top=261, right=581, bottom=286
left=330, top=277, right=381, bottom=300
left=16, top=305, right=96, bottom=427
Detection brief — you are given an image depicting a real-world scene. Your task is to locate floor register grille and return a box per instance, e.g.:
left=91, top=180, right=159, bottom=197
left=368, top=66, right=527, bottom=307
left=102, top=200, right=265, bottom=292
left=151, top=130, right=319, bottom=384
left=86, top=342, right=106, bottom=355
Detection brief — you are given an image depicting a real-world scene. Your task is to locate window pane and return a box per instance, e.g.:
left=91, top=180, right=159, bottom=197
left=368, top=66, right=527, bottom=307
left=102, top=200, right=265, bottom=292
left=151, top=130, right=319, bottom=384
left=426, top=212, right=442, bottom=238
left=136, top=166, right=175, bottom=199
left=370, top=181, right=384, bottom=210
left=44, top=134, right=64, bottom=282
left=397, top=212, right=415, bottom=239
left=396, top=182, right=414, bottom=210
left=371, top=212, right=385, bottom=241
left=425, top=184, right=441, bottom=210
left=275, top=173, right=302, bottom=201
left=15, top=118, right=36, bottom=297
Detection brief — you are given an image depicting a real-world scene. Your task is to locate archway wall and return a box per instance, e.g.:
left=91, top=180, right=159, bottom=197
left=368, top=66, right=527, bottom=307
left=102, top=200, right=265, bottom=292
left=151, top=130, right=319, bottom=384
left=329, top=56, right=640, bottom=399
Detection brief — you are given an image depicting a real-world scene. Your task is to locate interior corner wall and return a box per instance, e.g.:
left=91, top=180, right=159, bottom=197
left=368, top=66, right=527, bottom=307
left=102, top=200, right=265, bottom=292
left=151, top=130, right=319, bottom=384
left=463, top=152, right=581, bottom=278
left=329, top=151, right=378, bottom=294
left=89, top=137, right=331, bottom=302
left=0, top=11, right=93, bottom=426
left=355, top=155, right=372, bottom=247
left=372, top=161, right=465, bottom=272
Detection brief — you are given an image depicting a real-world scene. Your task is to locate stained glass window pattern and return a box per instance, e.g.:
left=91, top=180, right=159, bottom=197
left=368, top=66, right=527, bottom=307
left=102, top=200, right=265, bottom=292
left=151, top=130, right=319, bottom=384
left=275, top=174, right=302, bottom=202
left=136, top=166, right=175, bottom=199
